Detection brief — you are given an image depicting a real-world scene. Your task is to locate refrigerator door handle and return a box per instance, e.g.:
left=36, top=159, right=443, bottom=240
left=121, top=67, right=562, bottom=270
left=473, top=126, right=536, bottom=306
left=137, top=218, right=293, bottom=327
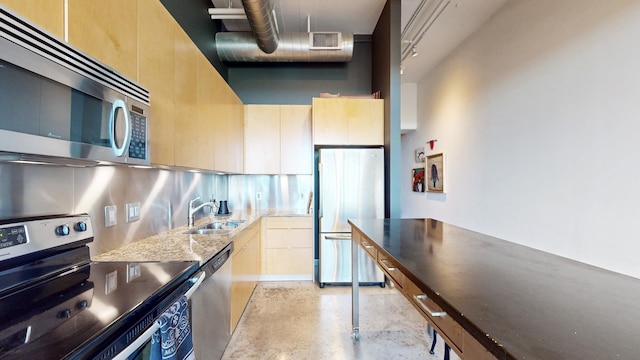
left=318, top=161, right=323, bottom=219
left=324, top=234, right=352, bottom=240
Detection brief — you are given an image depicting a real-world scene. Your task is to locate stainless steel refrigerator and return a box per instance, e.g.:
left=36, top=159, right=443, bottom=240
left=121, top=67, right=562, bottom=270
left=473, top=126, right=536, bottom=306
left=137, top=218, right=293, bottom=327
left=318, top=147, right=385, bottom=287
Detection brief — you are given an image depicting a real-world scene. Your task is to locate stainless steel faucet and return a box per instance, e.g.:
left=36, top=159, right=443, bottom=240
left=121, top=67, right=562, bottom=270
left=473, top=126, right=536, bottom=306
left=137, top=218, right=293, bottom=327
left=188, top=196, right=216, bottom=227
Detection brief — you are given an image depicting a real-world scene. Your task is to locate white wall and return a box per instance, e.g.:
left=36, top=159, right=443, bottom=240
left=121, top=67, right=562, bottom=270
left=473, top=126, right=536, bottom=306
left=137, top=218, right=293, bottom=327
left=401, top=0, right=640, bottom=278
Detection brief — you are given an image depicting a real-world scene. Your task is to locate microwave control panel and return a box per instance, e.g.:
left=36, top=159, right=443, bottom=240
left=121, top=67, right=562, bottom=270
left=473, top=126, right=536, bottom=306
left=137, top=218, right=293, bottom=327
left=129, top=112, right=147, bottom=160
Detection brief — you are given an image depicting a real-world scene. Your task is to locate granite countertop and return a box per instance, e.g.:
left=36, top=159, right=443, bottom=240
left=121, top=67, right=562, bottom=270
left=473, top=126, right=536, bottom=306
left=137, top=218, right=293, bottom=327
left=93, top=210, right=310, bottom=265
left=349, top=218, right=640, bottom=360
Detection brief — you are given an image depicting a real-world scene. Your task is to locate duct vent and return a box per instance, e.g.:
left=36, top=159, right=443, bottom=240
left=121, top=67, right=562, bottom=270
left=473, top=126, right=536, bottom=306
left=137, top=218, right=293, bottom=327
left=309, top=32, right=341, bottom=50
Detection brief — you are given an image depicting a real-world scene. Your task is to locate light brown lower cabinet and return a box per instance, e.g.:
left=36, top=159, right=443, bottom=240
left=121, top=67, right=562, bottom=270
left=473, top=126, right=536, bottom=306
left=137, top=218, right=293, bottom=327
left=353, top=228, right=496, bottom=360
left=261, top=216, right=313, bottom=279
left=230, top=221, right=261, bottom=333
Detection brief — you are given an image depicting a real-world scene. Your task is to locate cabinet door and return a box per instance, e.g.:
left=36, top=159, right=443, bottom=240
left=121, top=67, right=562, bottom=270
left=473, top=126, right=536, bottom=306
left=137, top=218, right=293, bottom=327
left=3, top=0, right=64, bottom=39
left=173, top=25, right=199, bottom=168
left=138, top=0, right=175, bottom=166
left=224, top=96, right=245, bottom=173
left=244, top=105, right=281, bottom=174
left=348, top=99, right=384, bottom=145
left=214, top=82, right=244, bottom=173
left=196, top=53, right=217, bottom=170
left=312, top=98, right=348, bottom=145
left=67, top=0, right=138, bottom=80
left=231, top=225, right=260, bottom=332
left=280, top=105, right=312, bottom=174
left=265, top=248, right=313, bottom=274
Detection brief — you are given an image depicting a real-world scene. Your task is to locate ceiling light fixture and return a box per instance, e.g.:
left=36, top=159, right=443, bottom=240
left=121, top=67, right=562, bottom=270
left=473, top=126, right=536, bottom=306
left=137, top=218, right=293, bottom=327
left=400, top=0, right=451, bottom=62
left=208, top=7, right=247, bottom=20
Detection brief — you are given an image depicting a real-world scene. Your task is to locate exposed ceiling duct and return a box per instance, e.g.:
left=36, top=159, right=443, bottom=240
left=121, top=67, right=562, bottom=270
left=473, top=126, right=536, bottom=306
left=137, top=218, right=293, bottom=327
left=240, top=0, right=279, bottom=54
left=216, top=32, right=353, bottom=62
left=212, top=0, right=353, bottom=62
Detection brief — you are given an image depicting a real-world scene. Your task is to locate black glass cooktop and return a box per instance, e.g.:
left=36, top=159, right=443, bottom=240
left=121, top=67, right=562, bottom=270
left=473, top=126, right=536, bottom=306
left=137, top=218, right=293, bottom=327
left=0, top=257, right=198, bottom=359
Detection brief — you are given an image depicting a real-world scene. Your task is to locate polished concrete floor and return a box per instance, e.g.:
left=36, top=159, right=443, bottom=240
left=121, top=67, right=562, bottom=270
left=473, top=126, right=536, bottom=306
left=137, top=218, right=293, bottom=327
left=222, top=281, right=461, bottom=360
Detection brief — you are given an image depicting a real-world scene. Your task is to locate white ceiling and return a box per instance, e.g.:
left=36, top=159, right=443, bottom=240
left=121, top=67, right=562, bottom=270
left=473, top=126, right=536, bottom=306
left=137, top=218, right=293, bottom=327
left=210, top=0, right=508, bottom=83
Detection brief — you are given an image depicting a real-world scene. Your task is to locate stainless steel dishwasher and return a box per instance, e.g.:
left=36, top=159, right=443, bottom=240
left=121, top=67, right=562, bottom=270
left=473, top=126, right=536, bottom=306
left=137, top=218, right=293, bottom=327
left=191, top=242, right=233, bottom=360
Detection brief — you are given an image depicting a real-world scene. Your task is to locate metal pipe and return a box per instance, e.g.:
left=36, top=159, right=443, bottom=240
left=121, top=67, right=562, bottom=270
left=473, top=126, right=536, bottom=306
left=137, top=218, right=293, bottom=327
left=241, top=0, right=279, bottom=53
left=216, top=32, right=353, bottom=62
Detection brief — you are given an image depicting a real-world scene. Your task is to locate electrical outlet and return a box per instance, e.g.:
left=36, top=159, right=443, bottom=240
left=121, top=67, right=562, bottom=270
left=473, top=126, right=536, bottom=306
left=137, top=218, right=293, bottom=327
left=126, top=202, right=141, bottom=222
left=105, top=205, right=117, bottom=227
left=256, top=192, right=262, bottom=200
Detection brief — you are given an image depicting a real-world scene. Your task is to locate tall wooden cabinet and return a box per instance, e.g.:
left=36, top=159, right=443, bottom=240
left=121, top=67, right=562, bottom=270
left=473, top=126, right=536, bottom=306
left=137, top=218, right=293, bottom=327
left=312, top=98, right=384, bottom=146
left=244, top=104, right=312, bottom=174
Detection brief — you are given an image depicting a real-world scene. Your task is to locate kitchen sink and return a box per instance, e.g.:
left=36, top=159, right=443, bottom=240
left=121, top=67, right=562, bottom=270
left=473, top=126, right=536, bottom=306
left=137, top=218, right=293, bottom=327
left=183, top=220, right=246, bottom=235
left=183, top=228, right=233, bottom=235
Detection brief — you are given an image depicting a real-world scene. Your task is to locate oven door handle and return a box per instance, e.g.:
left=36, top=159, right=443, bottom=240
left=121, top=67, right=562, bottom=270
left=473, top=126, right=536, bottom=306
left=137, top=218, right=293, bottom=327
left=112, top=271, right=205, bottom=360
left=112, top=321, right=160, bottom=360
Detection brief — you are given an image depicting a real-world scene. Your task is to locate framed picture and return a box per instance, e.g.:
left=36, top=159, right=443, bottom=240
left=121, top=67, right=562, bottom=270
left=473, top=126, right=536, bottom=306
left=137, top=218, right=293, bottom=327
left=412, top=167, right=425, bottom=192
left=426, top=153, right=444, bottom=192
left=415, top=147, right=426, bottom=162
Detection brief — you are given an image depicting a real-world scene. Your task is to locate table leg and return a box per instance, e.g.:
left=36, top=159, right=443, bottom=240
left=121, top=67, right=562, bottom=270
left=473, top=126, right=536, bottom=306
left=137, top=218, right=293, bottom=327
left=351, top=234, right=360, bottom=340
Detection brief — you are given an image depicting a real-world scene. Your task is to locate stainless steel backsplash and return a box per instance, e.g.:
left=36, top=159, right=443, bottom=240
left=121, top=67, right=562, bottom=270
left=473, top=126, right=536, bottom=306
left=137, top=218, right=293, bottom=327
left=227, top=175, right=313, bottom=213
left=0, top=163, right=227, bottom=257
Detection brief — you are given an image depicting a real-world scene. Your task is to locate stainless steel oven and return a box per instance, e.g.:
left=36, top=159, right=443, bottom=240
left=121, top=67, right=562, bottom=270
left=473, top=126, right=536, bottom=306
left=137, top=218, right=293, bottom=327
left=0, top=214, right=200, bottom=360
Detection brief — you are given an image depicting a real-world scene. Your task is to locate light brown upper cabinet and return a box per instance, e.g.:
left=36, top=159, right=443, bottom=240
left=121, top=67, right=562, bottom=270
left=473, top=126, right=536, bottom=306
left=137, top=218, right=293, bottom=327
left=172, top=26, right=199, bottom=169
left=280, top=105, right=313, bottom=174
left=218, top=92, right=244, bottom=174
left=67, top=0, right=138, bottom=80
left=2, top=0, right=64, bottom=39
left=244, top=105, right=281, bottom=174
left=312, top=98, right=384, bottom=146
left=138, top=0, right=175, bottom=166
left=202, top=55, right=245, bottom=174
left=197, top=52, right=218, bottom=171
left=244, top=105, right=312, bottom=175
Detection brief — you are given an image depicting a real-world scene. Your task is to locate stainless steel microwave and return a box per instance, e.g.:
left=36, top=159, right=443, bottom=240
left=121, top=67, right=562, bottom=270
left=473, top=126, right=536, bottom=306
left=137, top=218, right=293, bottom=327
left=0, top=7, right=150, bottom=166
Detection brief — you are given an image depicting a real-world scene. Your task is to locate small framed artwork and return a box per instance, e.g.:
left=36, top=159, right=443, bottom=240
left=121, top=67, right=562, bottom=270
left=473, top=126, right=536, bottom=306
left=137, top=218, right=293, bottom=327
left=415, top=147, right=426, bottom=162
left=412, top=167, right=425, bottom=192
left=426, top=153, right=444, bottom=192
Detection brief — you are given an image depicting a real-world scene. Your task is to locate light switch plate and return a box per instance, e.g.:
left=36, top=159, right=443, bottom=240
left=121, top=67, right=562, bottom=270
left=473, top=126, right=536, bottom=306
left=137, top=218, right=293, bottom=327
left=126, top=202, right=141, bottom=222
left=105, top=205, right=117, bottom=227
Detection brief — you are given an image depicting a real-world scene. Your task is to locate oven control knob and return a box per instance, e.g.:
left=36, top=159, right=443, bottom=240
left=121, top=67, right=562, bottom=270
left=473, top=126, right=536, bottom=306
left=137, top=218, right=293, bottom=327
left=74, top=221, right=87, bottom=232
left=77, top=300, right=88, bottom=310
left=58, top=309, right=71, bottom=318
left=55, top=224, right=70, bottom=236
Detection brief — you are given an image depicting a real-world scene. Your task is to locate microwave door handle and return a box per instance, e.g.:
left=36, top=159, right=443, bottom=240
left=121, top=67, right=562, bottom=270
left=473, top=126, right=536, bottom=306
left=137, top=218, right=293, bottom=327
left=109, top=99, right=132, bottom=157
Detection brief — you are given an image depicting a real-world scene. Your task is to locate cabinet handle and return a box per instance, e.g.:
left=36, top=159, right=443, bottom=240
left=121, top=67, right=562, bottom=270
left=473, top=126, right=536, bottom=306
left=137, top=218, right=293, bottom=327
left=380, top=259, right=397, bottom=271
left=414, top=294, right=447, bottom=317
